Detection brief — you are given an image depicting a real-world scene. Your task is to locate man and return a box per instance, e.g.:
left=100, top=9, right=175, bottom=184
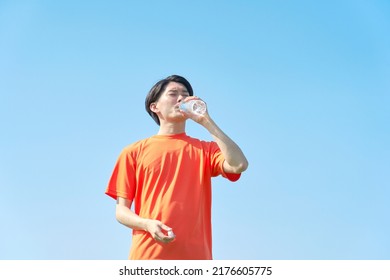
left=105, top=75, right=248, bottom=259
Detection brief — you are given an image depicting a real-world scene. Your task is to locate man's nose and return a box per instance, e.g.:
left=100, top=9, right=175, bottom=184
left=177, top=94, right=186, bottom=103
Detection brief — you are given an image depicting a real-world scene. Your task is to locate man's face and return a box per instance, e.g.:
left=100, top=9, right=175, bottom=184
left=153, top=82, right=190, bottom=123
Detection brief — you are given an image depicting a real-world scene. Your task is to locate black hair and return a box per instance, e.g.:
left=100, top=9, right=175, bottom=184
left=145, top=75, right=194, bottom=125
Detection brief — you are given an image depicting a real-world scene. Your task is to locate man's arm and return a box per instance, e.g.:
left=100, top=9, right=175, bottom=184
left=182, top=97, right=248, bottom=174
left=202, top=116, right=249, bottom=174
left=116, top=197, right=175, bottom=243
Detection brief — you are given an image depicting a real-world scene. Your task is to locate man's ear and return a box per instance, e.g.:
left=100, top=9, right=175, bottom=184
left=150, top=102, right=158, bottom=113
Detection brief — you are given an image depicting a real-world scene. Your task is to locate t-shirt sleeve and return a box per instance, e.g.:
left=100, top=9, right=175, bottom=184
left=105, top=147, right=136, bottom=200
left=209, top=141, right=241, bottom=182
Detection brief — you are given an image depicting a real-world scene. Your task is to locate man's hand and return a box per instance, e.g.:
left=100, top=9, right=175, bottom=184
left=145, top=219, right=175, bottom=243
left=179, top=96, right=210, bottom=124
left=116, top=197, right=175, bottom=243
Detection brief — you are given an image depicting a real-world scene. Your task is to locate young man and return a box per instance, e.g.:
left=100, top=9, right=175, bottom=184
left=105, top=75, right=248, bottom=259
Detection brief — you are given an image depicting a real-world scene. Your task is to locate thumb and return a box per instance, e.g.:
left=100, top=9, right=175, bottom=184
left=160, top=224, right=172, bottom=232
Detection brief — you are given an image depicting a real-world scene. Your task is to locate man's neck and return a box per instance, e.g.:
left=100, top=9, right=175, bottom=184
left=157, top=121, right=186, bottom=135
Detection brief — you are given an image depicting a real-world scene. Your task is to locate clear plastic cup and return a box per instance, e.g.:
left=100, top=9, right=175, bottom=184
left=180, top=100, right=206, bottom=115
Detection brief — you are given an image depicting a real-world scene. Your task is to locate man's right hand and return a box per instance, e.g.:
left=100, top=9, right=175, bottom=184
left=144, top=219, right=175, bottom=243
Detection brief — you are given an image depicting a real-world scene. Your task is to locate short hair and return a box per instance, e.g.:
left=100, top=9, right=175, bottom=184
left=145, top=75, right=194, bottom=125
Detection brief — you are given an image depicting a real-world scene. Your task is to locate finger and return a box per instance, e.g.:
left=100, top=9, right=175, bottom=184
left=154, top=234, right=175, bottom=243
left=154, top=228, right=175, bottom=243
left=154, top=228, right=167, bottom=240
left=161, top=236, right=175, bottom=243
left=160, top=224, right=172, bottom=232
left=154, top=233, right=164, bottom=242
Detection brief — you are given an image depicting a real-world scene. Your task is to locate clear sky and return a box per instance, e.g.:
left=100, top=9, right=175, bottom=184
left=1, top=0, right=389, bottom=260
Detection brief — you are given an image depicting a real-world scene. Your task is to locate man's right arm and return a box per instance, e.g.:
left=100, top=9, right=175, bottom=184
left=115, top=197, right=175, bottom=243
left=116, top=197, right=148, bottom=230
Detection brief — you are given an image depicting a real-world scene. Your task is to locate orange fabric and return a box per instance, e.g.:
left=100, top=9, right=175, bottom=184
left=105, top=133, right=240, bottom=260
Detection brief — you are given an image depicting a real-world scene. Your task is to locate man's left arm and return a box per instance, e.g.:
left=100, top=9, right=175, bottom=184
left=182, top=96, right=248, bottom=174
left=201, top=115, right=248, bottom=174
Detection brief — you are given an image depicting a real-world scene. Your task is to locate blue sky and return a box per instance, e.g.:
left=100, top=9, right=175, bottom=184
left=1, top=0, right=389, bottom=260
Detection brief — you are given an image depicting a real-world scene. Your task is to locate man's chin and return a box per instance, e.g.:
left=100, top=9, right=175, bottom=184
left=167, top=114, right=188, bottom=123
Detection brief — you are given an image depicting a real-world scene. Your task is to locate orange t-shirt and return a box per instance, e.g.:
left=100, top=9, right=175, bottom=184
left=105, top=133, right=240, bottom=260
